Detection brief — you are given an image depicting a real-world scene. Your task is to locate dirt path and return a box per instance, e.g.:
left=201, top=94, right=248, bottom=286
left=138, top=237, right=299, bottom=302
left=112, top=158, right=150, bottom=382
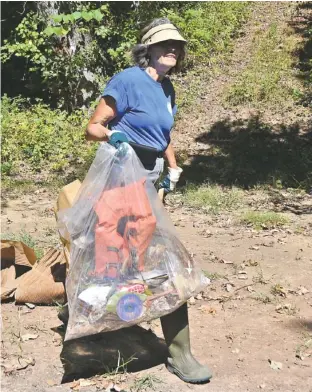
left=2, top=2, right=312, bottom=392
left=2, top=185, right=312, bottom=392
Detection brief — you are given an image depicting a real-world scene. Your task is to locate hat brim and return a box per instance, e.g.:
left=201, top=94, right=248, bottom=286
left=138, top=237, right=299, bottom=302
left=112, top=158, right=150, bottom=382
left=142, top=24, right=187, bottom=45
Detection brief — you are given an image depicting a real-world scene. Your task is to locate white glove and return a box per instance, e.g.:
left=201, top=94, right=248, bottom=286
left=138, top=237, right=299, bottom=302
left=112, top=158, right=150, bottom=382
left=168, top=166, right=183, bottom=191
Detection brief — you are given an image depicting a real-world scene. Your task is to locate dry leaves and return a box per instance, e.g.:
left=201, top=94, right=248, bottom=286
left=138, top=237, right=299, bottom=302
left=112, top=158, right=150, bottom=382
left=21, top=333, right=39, bottom=342
left=2, top=356, right=35, bottom=374
left=70, top=378, right=96, bottom=390
left=268, top=359, right=283, bottom=370
left=198, top=305, right=217, bottom=315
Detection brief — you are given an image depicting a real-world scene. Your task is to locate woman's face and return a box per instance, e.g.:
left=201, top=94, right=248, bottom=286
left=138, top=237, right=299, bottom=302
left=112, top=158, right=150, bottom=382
left=149, top=40, right=183, bottom=72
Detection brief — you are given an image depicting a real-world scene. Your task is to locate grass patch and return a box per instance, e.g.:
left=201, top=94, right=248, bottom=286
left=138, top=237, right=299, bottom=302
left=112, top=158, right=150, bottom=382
left=131, top=374, right=163, bottom=392
left=1, top=177, right=67, bottom=195
left=1, top=230, right=44, bottom=259
left=240, top=211, right=289, bottom=230
left=204, top=271, right=226, bottom=281
left=183, top=184, right=244, bottom=213
left=225, top=21, right=298, bottom=106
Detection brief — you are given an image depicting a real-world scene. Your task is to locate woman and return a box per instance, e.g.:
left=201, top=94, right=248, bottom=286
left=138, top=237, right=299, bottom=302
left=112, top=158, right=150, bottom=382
left=85, top=18, right=212, bottom=384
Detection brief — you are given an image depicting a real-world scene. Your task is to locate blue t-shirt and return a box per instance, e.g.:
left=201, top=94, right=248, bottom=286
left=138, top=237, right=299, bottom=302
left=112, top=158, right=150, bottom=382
left=102, top=66, right=177, bottom=152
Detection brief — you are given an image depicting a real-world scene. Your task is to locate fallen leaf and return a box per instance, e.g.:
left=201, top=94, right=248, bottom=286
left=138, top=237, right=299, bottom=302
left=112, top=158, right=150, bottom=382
left=46, top=380, right=57, bottom=386
left=250, top=246, right=259, bottom=251
left=275, top=303, right=294, bottom=314
left=21, top=333, right=39, bottom=342
left=198, top=305, right=217, bottom=314
left=226, top=283, right=233, bottom=292
left=80, top=379, right=96, bottom=387
left=268, top=359, right=283, bottom=370
left=25, top=303, right=36, bottom=309
left=247, top=286, right=254, bottom=292
left=3, top=356, right=35, bottom=374
left=296, top=286, right=309, bottom=296
left=220, top=259, right=233, bottom=264
left=70, top=380, right=81, bottom=390
left=243, top=259, right=259, bottom=267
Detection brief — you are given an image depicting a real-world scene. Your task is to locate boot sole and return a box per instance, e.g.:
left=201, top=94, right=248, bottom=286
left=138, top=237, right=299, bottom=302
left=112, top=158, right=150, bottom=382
left=166, top=363, right=212, bottom=384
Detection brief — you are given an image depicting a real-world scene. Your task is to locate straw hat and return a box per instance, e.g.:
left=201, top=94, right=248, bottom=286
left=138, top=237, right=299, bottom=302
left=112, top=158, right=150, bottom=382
left=142, top=23, right=186, bottom=45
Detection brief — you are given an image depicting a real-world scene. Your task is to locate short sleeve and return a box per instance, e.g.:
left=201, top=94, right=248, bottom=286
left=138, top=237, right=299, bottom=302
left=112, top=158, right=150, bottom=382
left=172, top=104, right=177, bottom=117
left=102, top=74, right=129, bottom=116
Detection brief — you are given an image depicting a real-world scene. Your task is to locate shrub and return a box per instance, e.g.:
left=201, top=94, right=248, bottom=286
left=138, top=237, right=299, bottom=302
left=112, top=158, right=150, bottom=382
left=1, top=95, right=96, bottom=176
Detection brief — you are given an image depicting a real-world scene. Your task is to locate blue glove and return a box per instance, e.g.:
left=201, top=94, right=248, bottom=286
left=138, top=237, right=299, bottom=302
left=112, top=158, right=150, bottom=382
left=158, top=175, right=171, bottom=195
left=108, top=131, right=129, bottom=149
left=158, top=167, right=183, bottom=195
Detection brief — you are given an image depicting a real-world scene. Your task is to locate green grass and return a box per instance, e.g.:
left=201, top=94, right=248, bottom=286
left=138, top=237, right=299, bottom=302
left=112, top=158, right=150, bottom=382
left=225, top=21, right=298, bottom=106
left=1, top=230, right=44, bottom=259
left=1, top=177, right=67, bottom=195
left=240, top=211, right=289, bottom=230
left=183, top=184, right=244, bottom=213
left=204, top=271, right=226, bottom=281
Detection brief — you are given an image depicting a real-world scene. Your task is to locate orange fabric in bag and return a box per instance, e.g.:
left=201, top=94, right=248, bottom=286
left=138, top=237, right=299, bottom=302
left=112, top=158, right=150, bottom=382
left=94, top=178, right=156, bottom=278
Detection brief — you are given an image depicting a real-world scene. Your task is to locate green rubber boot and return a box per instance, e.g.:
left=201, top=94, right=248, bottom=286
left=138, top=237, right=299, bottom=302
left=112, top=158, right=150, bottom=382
left=58, top=303, right=69, bottom=325
left=160, top=303, right=212, bottom=384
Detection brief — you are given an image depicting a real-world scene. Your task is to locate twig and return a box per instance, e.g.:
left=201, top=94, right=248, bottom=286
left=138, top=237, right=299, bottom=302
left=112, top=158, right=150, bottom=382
left=17, top=1, right=27, bottom=15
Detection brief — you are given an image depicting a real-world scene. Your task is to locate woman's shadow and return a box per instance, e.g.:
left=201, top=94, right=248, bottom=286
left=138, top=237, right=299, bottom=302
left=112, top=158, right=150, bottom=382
left=54, top=322, right=168, bottom=383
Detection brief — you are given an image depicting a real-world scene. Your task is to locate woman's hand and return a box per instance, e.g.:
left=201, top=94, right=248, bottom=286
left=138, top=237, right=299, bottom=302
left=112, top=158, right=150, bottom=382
left=159, top=166, right=183, bottom=194
left=108, top=131, right=129, bottom=148
left=85, top=96, right=117, bottom=141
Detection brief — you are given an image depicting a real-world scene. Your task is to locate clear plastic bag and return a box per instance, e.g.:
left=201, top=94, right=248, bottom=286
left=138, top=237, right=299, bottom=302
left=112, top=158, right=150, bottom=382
left=58, top=143, right=209, bottom=341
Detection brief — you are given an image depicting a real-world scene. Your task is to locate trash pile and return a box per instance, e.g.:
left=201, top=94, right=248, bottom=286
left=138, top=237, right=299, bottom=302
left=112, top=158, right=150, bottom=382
left=58, top=143, right=209, bottom=341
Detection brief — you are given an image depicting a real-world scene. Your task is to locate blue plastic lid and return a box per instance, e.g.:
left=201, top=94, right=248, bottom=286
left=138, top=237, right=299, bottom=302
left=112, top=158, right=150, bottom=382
left=116, top=293, right=144, bottom=322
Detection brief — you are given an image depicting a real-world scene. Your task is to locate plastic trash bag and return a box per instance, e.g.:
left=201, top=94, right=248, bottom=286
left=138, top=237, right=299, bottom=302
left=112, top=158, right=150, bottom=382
left=58, top=143, right=209, bottom=341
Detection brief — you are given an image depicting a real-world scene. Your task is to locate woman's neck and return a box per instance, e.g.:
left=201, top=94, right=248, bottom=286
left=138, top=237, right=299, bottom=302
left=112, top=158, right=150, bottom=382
left=145, top=66, right=167, bottom=82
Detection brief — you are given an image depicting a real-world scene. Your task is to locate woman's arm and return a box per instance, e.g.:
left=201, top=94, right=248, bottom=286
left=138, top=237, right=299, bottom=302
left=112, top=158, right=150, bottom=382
left=164, top=142, right=178, bottom=169
left=85, top=96, right=117, bottom=141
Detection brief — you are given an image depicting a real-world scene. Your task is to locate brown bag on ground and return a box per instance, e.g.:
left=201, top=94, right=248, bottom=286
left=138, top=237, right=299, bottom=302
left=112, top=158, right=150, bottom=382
left=1, top=240, right=36, bottom=301
left=54, top=179, right=81, bottom=264
left=15, top=248, right=66, bottom=305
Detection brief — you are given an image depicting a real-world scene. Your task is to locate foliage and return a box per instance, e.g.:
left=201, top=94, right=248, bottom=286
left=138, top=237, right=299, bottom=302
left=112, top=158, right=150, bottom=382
left=1, top=95, right=96, bottom=176
left=225, top=22, right=298, bottom=106
left=1, top=2, right=251, bottom=182
left=163, top=2, right=249, bottom=67
left=1, top=1, right=250, bottom=111
left=1, top=3, right=113, bottom=111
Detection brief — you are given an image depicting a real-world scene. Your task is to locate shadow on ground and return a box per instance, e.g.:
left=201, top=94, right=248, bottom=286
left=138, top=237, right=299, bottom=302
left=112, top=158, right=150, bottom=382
left=54, top=325, right=168, bottom=383
left=181, top=115, right=312, bottom=191
left=290, top=2, right=312, bottom=108
left=287, top=318, right=312, bottom=333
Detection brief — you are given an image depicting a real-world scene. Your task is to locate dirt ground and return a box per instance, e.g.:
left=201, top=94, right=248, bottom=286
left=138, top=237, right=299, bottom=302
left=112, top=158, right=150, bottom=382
left=1, top=186, right=312, bottom=392
left=1, top=2, right=312, bottom=392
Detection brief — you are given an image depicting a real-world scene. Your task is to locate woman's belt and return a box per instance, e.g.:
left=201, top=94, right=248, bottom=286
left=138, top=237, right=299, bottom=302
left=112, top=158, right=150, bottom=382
left=129, top=142, right=165, bottom=170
